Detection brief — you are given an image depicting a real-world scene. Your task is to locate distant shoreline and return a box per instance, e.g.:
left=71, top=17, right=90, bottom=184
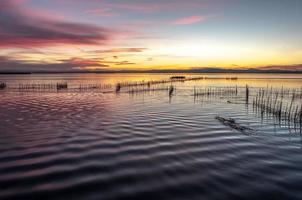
left=0, top=70, right=302, bottom=75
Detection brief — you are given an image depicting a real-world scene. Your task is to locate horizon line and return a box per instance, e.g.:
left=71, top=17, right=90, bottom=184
left=1, top=68, right=302, bottom=74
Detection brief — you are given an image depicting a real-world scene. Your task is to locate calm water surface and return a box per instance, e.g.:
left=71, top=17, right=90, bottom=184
left=1, top=73, right=302, bottom=200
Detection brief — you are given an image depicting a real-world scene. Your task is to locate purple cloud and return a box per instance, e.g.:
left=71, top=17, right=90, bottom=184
left=0, top=0, right=116, bottom=48
left=0, top=56, right=109, bottom=71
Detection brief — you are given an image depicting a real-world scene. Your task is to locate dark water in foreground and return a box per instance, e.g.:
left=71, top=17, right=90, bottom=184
left=1, top=73, right=302, bottom=200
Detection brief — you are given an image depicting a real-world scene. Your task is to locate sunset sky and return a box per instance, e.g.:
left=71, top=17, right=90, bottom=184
left=0, top=0, right=302, bottom=72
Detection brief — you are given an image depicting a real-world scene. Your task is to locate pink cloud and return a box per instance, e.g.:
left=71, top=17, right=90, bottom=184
left=107, top=3, right=156, bottom=13
left=172, top=15, right=207, bottom=25
left=104, top=1, right=205, bottom=13
left=85, top=8, right=118, bottom=17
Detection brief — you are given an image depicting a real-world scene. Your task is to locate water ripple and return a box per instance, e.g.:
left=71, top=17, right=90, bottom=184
left=1, top=76, right=302, bottom=200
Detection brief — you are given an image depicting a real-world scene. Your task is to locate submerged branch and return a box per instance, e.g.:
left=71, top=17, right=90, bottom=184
left=215, top=116, right=254, bottom=133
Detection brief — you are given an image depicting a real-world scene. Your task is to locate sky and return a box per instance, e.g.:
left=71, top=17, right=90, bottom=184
left=0, top=0, right=302, bottom=72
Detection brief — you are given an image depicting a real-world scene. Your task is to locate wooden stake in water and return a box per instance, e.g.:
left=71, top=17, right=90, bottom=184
left=116, top=83, right=121, bottom=93
left=169, top=85, right=174, bottom=97
left=245, top=85, right=249, bottom=104
left=0, top=82, right=6, bottom=90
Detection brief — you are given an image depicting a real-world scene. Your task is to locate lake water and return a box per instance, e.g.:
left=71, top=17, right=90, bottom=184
left=1, top=73, right=302, bottom=200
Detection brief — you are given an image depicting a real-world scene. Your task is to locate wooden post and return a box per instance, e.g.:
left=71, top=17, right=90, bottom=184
left=245, top=84, right=249, bottom=104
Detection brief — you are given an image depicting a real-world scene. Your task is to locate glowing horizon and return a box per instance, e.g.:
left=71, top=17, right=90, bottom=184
left=0, top=0, right=302, bottom=72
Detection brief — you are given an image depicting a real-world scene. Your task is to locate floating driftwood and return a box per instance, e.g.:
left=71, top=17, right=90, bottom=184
left=215, top=116, right=253, bottom=133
